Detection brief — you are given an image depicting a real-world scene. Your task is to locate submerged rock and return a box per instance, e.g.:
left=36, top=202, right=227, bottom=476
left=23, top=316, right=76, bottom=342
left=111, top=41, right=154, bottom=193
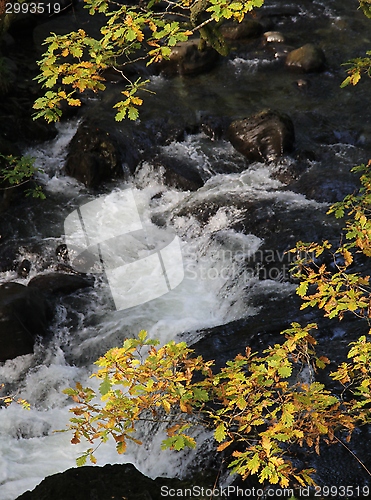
left=228, top=109, right=295, bottom=163
left=28, top=273, right=95, bottom=295
left=220, top=19, right=263, bottom=40
left=157, top=39, right=219, bottom=76
left=285, top=43, right=326, bottom=73
left=263, top=31, right=285, bottom=44
left=150, top=151, right=207, bottom=191
left=0, top=282, right=51, bottom=361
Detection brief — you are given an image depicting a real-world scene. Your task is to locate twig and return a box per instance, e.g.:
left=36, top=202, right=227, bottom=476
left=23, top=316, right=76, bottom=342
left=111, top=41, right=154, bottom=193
left=333, top=434, right=371, bottom=477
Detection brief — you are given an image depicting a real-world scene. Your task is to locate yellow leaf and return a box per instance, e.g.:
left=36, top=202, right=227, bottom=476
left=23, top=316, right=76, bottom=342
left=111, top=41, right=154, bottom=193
left=67, top=98, right=82, bottom=106
left=261, top=435, right=271, bottom=456
left=214, top=423, right=227, bottom=443
left=343, top=248, right=353, bottom=266
left=116, top=441, right=127, bottom=454
left=131, top=97, right=143, bottom=106
left=162, top=400, right=171, bottom=413
left=179, top=400, right=191, bottom=413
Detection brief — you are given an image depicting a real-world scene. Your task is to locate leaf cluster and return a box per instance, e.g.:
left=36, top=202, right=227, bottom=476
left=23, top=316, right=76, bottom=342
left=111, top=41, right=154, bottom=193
left=340, top=2, right=371, bottom=87
left=291, top=162, right=371, bottom=321
left=33, top=0, right=266, bottom=122
left=64, top=327, right=354, bottom=488
left=62, top=158, right=371, bottom=487
left=0, top=384, right=30, bottom=410
left=0, top=154, right=45, bottom=199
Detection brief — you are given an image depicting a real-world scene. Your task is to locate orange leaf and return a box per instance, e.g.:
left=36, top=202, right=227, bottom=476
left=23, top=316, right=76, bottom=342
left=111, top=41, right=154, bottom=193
left=217, top=440, right=233, bottom=452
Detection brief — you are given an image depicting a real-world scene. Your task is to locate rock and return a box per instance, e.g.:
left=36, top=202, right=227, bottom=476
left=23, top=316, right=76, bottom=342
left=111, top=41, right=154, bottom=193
left=285, top=43, right=326, bottom=73
left=15, top=463, right=218, bottom=500
left=16, top=259, right=32, bottom=278
left=263, top=31, right=285, bottom=43
left=228, top=109, right=295, bottom=163
left=220, top=19, right=263, bottom=40
left=0, top=283, right=51, bottom=362
left=157, top=39, right=218, bottom=76
left=150, top=153, right=206, bottom=191
left=65, top=121, right=138, bottom=188
left=28, top=273, right=95, bottom=295
left=289, top=168, right=361, bottom=203
left=295, top=78, right=310, bottom=89
left=192, top=294, right=305, bottom=369
left=135, top=115, right=190, bottom=151
left=198, top=113, right=230, bottom=141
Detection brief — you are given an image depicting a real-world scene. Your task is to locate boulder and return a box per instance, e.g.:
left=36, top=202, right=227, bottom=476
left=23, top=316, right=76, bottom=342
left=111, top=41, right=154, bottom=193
left=157, top=39, right=218, bottom=76
left=65, top=122, right=138, bottom=188
left=15, top=463, right=218, bottom=500
left=0, top=283, right=51, bottom=362
left=28, top=273, right=95, bottom=295
left=228, top=109, right=295, bottom=163
left=220, top=19, right=263, bottom=40
left=150, top=154, right=206, bottom=191
left=285, top=43, right=326, bottom=73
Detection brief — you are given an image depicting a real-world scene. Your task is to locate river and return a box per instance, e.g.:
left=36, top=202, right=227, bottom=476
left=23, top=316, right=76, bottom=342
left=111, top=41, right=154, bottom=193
left=1, top=0, right=371, bottom=498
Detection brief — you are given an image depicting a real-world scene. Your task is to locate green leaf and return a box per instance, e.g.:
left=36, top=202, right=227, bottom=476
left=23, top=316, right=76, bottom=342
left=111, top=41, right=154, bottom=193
left=247, top=452, right=260, bottom=474
left=278, top=365, right=292, bottom=378
left=296, top=281, right=309, bottom=296
left=99, top=375, right=111, bottom=396
left=192, top=388, right=209, bottom=402
left=127, top=106, right=139, bottom=121
left=138, top=330, right=147, bottom=342
left=215, top=423, right=227, bottom=443
left=76, top=455, right=87, bottom=467
left=173, top=435, right=184, bottom=450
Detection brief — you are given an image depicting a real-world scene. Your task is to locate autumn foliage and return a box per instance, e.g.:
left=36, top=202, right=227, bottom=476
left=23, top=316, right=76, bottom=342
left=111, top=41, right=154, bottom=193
left=63, top=161, right=371, bottom=488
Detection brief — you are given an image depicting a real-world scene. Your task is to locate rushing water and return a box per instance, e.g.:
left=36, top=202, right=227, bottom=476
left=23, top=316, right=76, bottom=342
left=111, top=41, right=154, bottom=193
left=1, top=1, right=371, bottom=498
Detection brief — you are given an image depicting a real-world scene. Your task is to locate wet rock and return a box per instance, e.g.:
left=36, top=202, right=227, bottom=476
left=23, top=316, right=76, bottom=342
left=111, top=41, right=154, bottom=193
left=157, top=39, right=219, bottom=76
left=228, top=109, right=295, bottom=163
left=28, top=273, right=95, bottom=295
left=0, top=282, right=51, bottom=362
left=136, top=115, right=190, bottom=151
left=192, top=294, right=305, bottom=369
left=55, top=244, right=69, bottom=262
left=15, top=463, right=217, bottom=500
left=152, top=155, right=206, bottom=191
left=295, top=78, right=310, bottom=89
left=220, top=19, right=263, bottom=40
left=263, top=31, right=285, bottom=44
left=290, top=168, right=360, bottom=203
left=16, top=259, right=32, bottom=278
left=65, top=121, right=138, bottom=188
left=285, top=43, right=326, bottom=73
left=198, top=113, right=230, bottom=141
left=270, top=159, right=307, bottom=185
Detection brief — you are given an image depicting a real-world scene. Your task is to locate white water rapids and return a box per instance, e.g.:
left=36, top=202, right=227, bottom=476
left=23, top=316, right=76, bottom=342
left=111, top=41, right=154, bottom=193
left=0, top=117, right=323, bottom=500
